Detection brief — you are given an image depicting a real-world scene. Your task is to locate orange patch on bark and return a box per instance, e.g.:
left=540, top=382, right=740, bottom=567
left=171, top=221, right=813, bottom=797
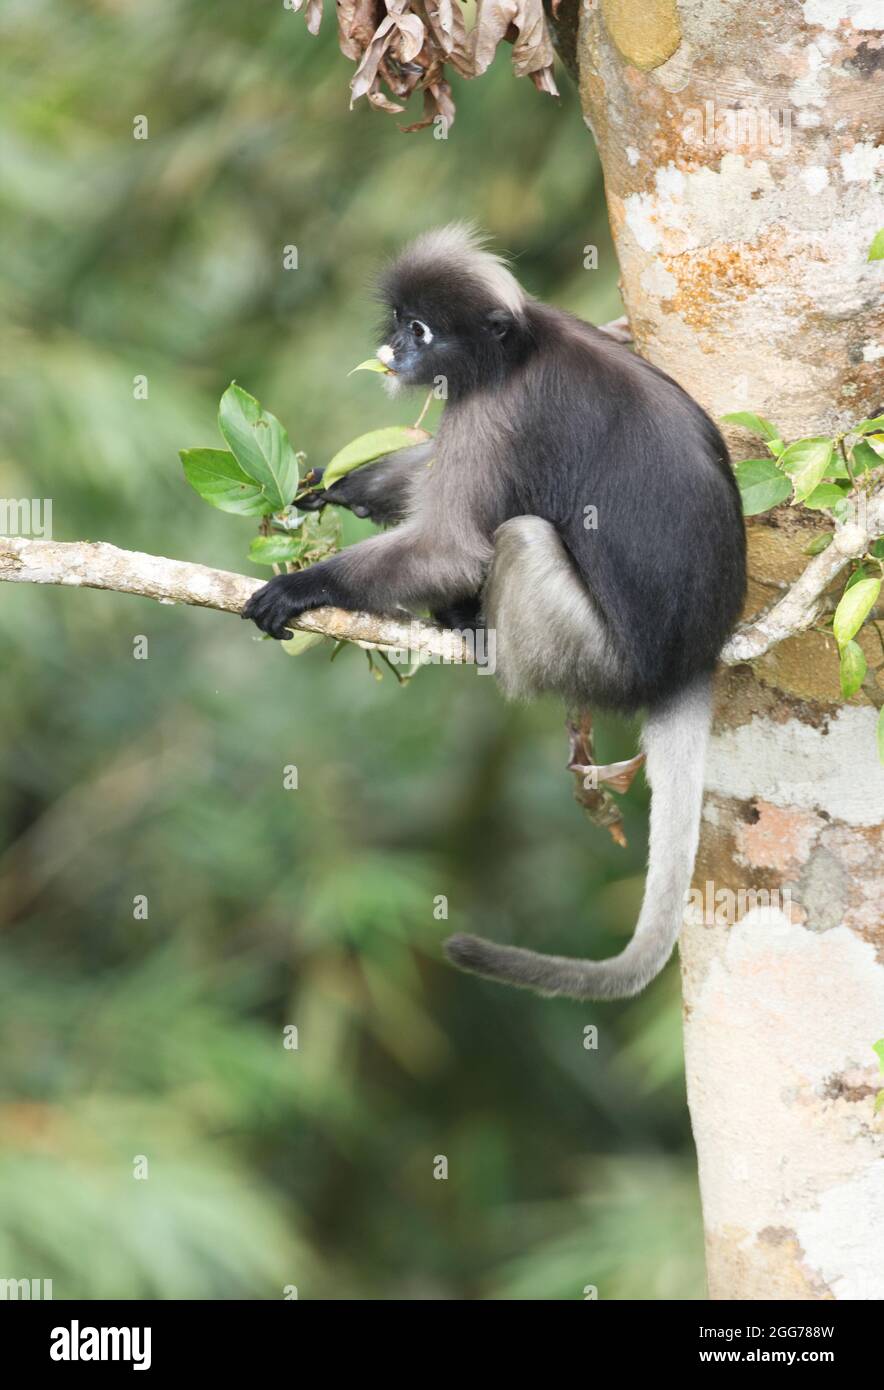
left=735, top=801, right=823, bottom=874
left=659, top=231, right=819, bottom=330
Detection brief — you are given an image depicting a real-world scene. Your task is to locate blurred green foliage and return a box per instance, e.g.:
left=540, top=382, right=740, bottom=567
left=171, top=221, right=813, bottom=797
left=0, top=0, right=703, bottom=1298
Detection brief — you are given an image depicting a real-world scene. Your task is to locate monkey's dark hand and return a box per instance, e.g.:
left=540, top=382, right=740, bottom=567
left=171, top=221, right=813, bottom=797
left=296, top=467, right=374, bottom=519
left=242, top=568, right=334, bottom=640
left=295, top=467, right=330, bottom=513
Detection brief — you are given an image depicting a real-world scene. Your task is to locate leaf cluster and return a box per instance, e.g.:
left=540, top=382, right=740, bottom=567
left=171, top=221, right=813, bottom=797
left=726, top=410, right=883, bottom=758
left=287, top=0, right=559, bottom=131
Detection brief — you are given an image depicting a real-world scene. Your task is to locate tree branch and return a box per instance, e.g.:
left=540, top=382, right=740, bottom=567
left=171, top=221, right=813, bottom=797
left=0, top=536, right=470, bottom=662
left=722, top=490, right=884, bottom=664
left=2, top=490, right=881, bottom=670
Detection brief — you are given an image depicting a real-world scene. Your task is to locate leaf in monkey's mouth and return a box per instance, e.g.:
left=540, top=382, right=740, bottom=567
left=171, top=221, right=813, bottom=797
left=349, top=358, right=393, bottom=376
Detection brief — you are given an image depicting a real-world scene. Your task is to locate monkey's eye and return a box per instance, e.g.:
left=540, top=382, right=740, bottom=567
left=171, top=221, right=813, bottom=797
left=409, top=319, right=432, bottom=343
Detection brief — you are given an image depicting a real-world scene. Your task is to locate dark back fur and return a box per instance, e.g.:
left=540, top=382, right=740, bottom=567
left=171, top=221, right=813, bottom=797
left=508, top=305, right=746, bottom=709
left=381, top=235, right=747, bottom=712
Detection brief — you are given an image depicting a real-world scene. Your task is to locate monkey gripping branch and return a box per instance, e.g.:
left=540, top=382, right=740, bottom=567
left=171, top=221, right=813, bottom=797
left=3, top=313, right=883, bottom=679
left=1, top=297, right=883, bottom=1004
left=2, top=482, right=882, bottom=667
left=2, top=359, right=884, bottom=673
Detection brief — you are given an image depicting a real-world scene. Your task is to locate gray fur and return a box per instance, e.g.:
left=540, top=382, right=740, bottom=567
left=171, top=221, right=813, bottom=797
left=395, top=223, right=527, bottom=318
left=484, top=516, right=629, bottom=709
left=334, top=383, right=518, bottom=611
left=244, top=228, right=743, bottom=1003
left=324, top=441, right=434, bottom=525
left=444, top=676, right=712, bottom=1000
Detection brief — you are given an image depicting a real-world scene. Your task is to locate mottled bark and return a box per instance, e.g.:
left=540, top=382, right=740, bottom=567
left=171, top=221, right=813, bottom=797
left=565, top=0, right=884, bottom=1300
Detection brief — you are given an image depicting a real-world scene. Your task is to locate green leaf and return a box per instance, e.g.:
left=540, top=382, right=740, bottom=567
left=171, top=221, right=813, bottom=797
left=322, top=426, right=430, bottom=490
left=870, top=539, right=884, bottom=560
left=722, top=411, right=781, bottom=445
left=868, top=229, right=884, bottom=262
left=851, top=439, right=881, bottom=476
left=722, top=412, right=785, bottom=455
left=348, top=359, right=391, bottom=376
left=803, top=534, right=833, bottom=556
left=218, top=384, right=301, bottom=511
left=734, top=458, right=791, bottom=515
left=180, top=448, right=272, bottom=516
left=824, top=452, right=850, bottom=479
left=874, top=1039, right=884, bottom=1073
left=838, top=639, right=866, bottom=698
left=779, top=437, right=834, bottom=503
left=845, top=565, right=868, bottom=590
left=248, top=535, right=304, bottom=566
left=855, top=416, right=884, bottom=435
left=879, top=707, right=884, bottom=766
left=832, top=576, right=881, bottom=645
left=803, top=482, right=849, bottom=510
left=281, top=630, right=326, bottom=656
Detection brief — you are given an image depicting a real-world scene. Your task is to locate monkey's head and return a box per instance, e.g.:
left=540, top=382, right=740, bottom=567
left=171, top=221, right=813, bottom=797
left=374, top=224, right=531, bottom=398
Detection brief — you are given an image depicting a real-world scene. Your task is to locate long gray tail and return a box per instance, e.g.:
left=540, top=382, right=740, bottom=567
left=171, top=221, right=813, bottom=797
left=444, top=676, right=712, bottom=1001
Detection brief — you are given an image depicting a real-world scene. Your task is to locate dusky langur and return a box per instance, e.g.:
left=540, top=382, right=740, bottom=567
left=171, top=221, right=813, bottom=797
left=244, top=225, right=747, bottom=1001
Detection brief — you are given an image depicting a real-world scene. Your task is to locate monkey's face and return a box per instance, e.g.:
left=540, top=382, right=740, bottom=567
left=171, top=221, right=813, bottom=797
left=376, top=303, right=516, bottom=396
left=376, top=306, right=451, bottom=391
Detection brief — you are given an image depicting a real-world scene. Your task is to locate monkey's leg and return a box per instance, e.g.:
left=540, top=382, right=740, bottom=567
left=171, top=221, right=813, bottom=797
left=566, top=711, right=643, bottom=847
left=567, top=715, right=646, bottom=794
left=297, top=442, right=433, bottom=526
left=431, top=595, right=483, bottom=633
left=483, top=516, right=633, bottom=709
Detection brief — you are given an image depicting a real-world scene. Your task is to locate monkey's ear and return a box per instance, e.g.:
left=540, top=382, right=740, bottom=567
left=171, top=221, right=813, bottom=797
left=485, top=309, right=513, bottom=340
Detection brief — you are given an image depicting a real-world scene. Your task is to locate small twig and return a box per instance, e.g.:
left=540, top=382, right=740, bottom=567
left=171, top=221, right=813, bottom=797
left=413, top=389, right=434, bottom=430
left=722, top=488, right=884, bottom=664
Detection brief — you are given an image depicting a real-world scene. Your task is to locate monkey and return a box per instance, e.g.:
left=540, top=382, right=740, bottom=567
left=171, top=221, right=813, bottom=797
left=243, top=224, right=747, bottom=1001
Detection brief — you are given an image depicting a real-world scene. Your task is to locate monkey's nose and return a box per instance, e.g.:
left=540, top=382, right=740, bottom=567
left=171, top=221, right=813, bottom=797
left=376, top=344, right=396, bottom=368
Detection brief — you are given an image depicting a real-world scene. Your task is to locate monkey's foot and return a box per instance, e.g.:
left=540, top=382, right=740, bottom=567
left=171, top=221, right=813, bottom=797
left=565, top=712, right=644, bottom=848
left=568, top=753, right=646, bottom=795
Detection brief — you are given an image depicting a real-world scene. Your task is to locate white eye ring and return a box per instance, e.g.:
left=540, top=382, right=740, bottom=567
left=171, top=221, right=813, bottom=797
left=410, top=319, right=433, bottom=344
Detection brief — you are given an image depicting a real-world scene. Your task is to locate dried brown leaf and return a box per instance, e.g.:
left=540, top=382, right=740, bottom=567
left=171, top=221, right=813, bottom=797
left=337, top=0, right=384, bottom=61
left=325, top=0, right=559, bottom=127
left=367, top=87, right=407, bottom=113
left=472, top=0, right=557, bottom=87
left=418, top=0, right=472, bottom=77
left=287, top=0, right=325, bottom=36
left=400, top=72, right=456, bottom=131
left=529, top=64, right=559, bottom=96
left=350, top=11, right=427, bottom=104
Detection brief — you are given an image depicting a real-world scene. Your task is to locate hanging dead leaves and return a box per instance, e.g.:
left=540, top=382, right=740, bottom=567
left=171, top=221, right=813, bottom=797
left=290, top=0, right=559, bottom=131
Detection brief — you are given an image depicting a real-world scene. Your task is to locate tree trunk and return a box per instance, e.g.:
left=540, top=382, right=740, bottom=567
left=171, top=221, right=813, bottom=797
left=563, top=0, right=884, bottom=1299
